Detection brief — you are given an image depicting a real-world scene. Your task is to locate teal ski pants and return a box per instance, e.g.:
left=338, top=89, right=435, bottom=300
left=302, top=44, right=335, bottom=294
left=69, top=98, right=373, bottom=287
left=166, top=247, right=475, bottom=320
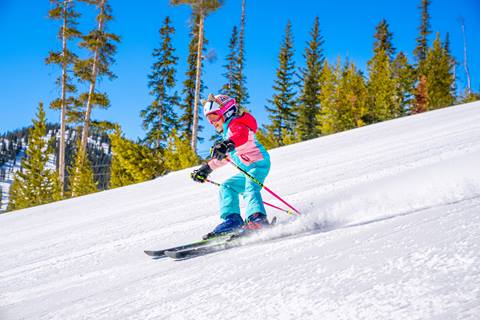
left=219, top=162, right=270, bottom=220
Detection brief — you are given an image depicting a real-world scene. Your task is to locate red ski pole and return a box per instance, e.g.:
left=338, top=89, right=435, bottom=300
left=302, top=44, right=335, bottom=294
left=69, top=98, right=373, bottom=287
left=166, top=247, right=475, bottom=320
left=225, top=158, right=301, bottom=215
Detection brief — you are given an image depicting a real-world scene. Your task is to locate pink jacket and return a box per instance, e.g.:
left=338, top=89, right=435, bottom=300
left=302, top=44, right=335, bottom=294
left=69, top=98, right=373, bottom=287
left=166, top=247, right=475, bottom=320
left=208, top=112, right=269, bottom=170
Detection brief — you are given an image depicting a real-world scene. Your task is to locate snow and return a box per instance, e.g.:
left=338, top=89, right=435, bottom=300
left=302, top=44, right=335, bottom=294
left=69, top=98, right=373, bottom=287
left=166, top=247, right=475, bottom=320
left=1, top=102, right=480, bottom=319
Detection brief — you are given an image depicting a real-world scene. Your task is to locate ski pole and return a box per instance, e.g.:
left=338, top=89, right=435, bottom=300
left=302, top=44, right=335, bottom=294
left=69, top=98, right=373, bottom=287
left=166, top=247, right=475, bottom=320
left=225, top=158, right=301, bottom=215
left=205, top=178, right=295, bottom=215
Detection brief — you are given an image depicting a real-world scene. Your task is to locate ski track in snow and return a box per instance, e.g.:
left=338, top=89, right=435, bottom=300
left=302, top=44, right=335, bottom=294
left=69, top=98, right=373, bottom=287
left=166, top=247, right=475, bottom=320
left=1, top=102, right=480, bottom=319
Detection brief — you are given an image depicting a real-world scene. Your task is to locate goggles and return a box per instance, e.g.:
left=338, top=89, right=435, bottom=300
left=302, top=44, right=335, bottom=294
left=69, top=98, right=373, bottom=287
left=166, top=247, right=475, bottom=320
left=207, top=112, right=223, bottom=125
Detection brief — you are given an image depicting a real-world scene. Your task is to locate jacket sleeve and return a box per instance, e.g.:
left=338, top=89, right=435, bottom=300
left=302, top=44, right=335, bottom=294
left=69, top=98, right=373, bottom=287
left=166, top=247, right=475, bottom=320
left=207, top=157, right=229, bottom=170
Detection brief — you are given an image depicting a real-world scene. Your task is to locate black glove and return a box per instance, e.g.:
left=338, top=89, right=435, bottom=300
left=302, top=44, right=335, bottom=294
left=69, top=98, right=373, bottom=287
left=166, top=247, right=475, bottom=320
left=210, top=139, right=235, bottom=160
left=191, top=163, right=213, bottom=183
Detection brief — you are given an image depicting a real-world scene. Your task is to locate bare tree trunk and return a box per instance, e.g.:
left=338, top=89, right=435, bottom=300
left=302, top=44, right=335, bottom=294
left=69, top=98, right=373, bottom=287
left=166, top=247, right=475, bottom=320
left=191, top=10, right=204, bottom=153
left=80, top=0, right=106, bottom=156
left=239, top=0, right=246, bottom=65
left=237, top=0, right=246, bottom=103
left=58, top=0, right=68, bottom=196
left=460, top=18, right=471, bottom=96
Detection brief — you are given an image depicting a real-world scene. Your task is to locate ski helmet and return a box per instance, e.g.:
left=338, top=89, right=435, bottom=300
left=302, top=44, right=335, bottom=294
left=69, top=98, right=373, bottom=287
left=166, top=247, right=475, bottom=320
left=202, top=93, right=238, bottom=123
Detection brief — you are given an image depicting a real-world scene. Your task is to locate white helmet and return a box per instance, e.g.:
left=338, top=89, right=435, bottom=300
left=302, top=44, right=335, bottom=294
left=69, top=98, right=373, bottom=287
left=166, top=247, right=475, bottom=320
left=202, top=93, right=238, bottom=122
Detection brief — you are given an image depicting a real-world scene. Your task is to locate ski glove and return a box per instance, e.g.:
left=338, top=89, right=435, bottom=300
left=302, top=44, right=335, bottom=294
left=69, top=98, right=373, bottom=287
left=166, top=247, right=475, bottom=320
left=210, top=139, right=235, bottom=161
left=191, top=163, right=213, bottom=183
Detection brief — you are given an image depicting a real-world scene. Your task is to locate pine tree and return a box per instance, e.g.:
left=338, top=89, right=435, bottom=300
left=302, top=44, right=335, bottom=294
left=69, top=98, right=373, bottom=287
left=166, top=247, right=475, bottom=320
left=392, top=52, right=416, bottom=115
left=141, top=16, right=179, bottom=150
left=46, top=0, right=81, bottom=195
left=414, top=75, right=429, bottom=113
left=367, top=19, right=404, bottom=122
left=7, top=103, right=61, bottom=211
left=163, top=129, right=200, bottom=171
left=338, top=62, right=368, bottom=130
left=109, top=152, right=133, bottom=189
left=297, top=16, right=324, bottom=140
left=443, top=32, right=457, bottom=101
left=317, top=61, right=338, bottom=134
left=373, top=18, right=396, bottom=60
left=255, top=128, right=277, bottom=150
left=222, top=26, right=240, bottom=97
left=171, top=0, right=223, bottom=152
left=265, top=21, right=299, bottom=146
left=7, top=176, right=21, bottom=211
left=414, top=0, right=432, bottom=66
left=109, top=127, right=163, bottom=188
left=367, top=47, right=398, bottom=123
left=319, top=60, right=367, bottom=134
left=69, top=138, right=97, bottom=198
left=236, top=0, right=249, bottom=106
left=423, top=33, right=456, bottom=109
left=74, top=0, right=120, bottom=159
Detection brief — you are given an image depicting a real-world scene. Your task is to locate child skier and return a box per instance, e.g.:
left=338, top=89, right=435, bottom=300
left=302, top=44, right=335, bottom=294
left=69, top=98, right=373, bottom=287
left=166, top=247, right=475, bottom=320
left=191, top=93, right=271, bottom=239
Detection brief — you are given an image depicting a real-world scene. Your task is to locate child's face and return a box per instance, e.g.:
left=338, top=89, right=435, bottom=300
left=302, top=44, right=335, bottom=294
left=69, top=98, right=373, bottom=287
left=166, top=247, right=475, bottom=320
left=207, top=113, right=224, bottom=132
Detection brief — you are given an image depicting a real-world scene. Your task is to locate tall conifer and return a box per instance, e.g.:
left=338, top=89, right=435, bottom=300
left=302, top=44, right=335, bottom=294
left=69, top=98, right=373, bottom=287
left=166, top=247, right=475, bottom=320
left=69, top=138, right=97, bottom=197
left=141, top=16, right=179, bottom=150
left=109, top=127, right=163, bottom=188
left=222, top=26, right=240, bottom=98
left=163, top=129, right=200, bottom=171
left=317, top=61, right=337, bottom=134
left=414, top=0, right=432, bottom=66
left=392, top=52, right=416, bottom=115
left=338, top=62, right=368, bottom=130
left=423, top=33, right=456, bottom=109
left=297, top=16, right=324, bottom=140
left=367, top=52, right=398, bottom=122
left=367, top=20, right=400, bottom=122
left=8, top=103, right=61, bottom=211
left=265, top=21, right=299, bottom=145
left=319, top=60, right=367, bottom=134
left=236, top=0, right=249, bottom=106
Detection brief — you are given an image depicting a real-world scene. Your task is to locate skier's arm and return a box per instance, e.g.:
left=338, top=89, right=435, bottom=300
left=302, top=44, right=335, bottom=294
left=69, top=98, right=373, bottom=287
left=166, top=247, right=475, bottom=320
left=207, top=122, right=249, bottom=168
left=207, top=157, right=229, bottom=170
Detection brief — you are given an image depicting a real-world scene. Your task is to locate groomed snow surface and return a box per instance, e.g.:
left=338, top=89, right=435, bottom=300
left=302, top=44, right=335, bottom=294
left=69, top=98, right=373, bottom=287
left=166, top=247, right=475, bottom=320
left=1, top=102, right=480, bottom=320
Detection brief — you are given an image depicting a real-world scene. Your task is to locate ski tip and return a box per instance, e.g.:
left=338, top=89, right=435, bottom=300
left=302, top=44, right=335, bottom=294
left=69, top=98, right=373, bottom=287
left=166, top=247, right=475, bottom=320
left=144, top=250, right=166, bottom=258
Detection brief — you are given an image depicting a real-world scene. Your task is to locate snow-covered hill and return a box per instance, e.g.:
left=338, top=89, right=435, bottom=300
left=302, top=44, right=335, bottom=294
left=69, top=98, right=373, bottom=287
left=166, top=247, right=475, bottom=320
left=1, top=102, right=480, bottom=320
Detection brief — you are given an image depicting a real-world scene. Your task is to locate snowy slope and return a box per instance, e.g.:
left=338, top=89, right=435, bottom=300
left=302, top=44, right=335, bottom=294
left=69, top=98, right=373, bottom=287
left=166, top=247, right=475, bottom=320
left=1, top=102, right=480, bottom=320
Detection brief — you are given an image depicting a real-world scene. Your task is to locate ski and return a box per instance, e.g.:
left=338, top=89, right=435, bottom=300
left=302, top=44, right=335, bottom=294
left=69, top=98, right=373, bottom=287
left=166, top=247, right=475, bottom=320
left=163, top=221, right=285, bottom=260
left=147, top=216, right=280, bottom=259
left=144, top=233, right=235, bottom=258
left=164, top=233, right=246, bottom=260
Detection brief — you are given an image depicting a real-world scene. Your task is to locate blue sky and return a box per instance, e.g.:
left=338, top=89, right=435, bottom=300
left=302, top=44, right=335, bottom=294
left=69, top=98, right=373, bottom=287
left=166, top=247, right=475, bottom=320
left=1, top=0, right=479, bottom=154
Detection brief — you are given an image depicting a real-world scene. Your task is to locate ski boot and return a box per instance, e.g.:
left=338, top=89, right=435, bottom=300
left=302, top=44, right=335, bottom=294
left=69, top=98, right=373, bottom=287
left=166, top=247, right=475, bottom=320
left=243, top=212, right=270, bottom=231
left=203, top=213, right=244, bottom=240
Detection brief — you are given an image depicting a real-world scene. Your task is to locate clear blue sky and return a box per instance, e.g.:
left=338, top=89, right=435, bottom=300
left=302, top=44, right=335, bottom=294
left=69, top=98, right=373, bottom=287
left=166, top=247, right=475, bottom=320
left=1, top=0, right=479, bottom=154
